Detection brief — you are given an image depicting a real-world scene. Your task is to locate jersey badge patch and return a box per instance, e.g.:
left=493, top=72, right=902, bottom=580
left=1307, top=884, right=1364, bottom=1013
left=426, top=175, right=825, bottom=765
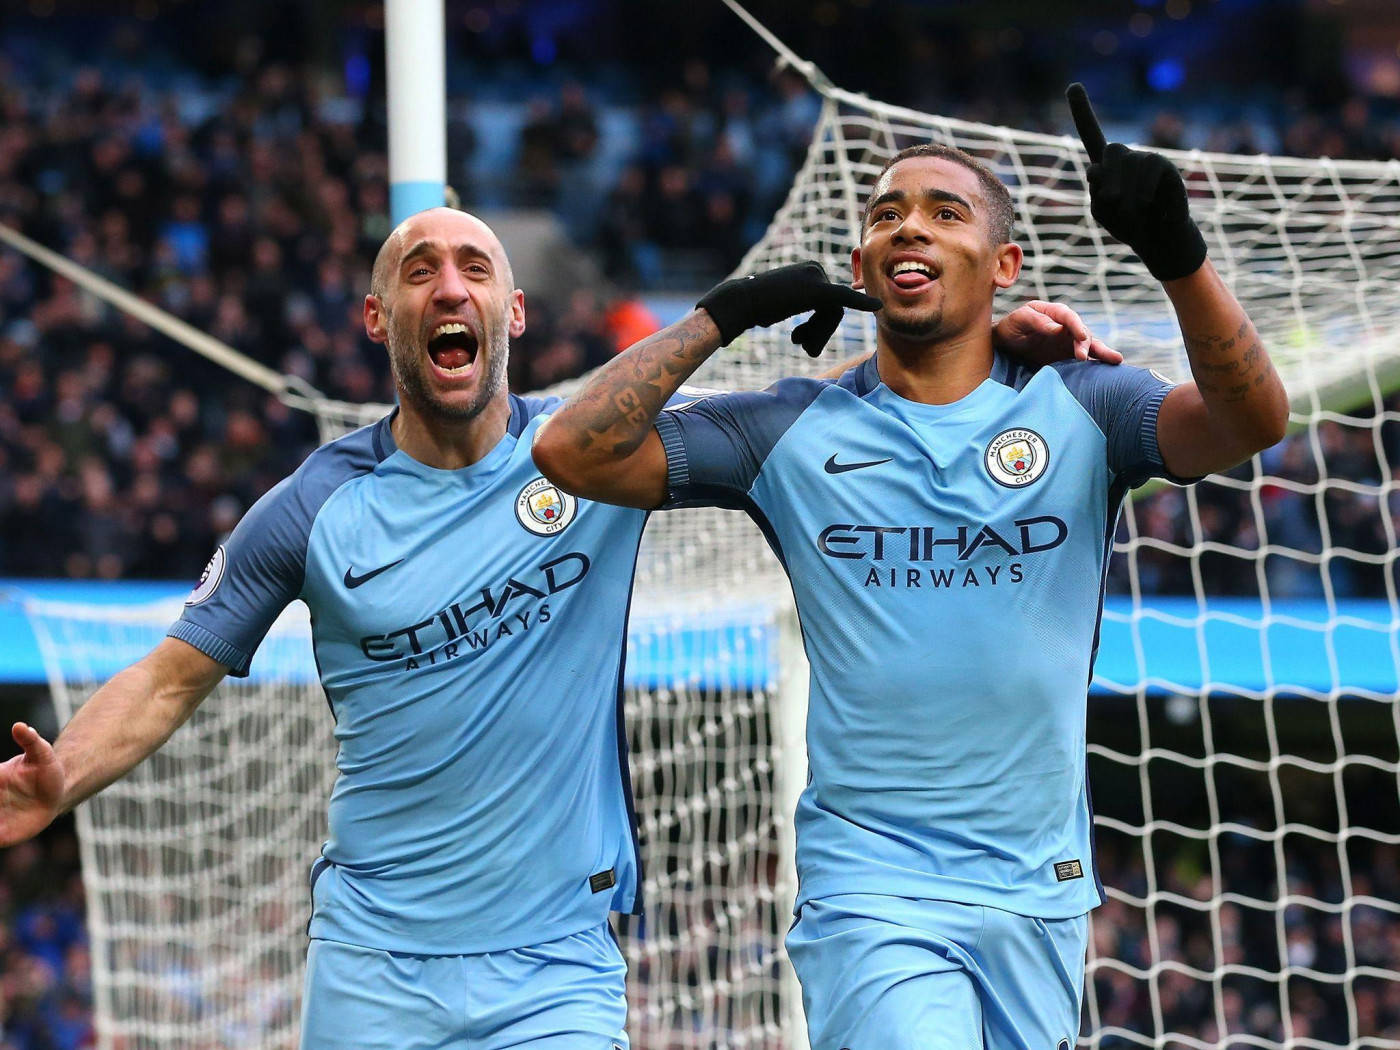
left=186, top=545, right=226, bottom=606
left=985, top=428, right=1049, bottom=488
left=516, top=477, right=577, bottom=536
left=1054, top=859, right=1084, bottom=882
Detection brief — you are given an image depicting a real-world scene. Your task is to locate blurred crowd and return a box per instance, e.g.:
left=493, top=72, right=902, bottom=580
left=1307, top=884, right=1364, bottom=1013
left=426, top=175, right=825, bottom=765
left=0, top=826, right=89, bottom=1050
left=0, top=31, right=822, bottom=581
left=1111, top=411, right=1400, bottom=601
left=1090, top=837, right=1400, bottom=1048
left=0, top=17, right=1398, bottom=587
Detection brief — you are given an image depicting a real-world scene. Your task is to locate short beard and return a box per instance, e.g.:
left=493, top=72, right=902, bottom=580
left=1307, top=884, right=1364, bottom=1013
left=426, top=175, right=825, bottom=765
left=386, top=310, right=509, bottom=422
left=883, top=307, right=944, bottom=340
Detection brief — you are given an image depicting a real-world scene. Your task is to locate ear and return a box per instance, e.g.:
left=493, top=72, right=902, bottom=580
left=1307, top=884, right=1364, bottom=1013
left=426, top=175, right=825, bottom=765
left=851, top=247, right=864, bottom=290
left=364, top=294, right=388, bottom=344
left=994, top=242, right=1023, bottom=289
left=509, top=289, right=527, bottom=339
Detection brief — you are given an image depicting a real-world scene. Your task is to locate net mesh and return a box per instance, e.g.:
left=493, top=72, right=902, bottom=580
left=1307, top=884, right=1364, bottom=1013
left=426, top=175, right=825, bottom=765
left=28, top=600, right=329, bottom=1050
left=30, top=84, right=1400, bottom=1049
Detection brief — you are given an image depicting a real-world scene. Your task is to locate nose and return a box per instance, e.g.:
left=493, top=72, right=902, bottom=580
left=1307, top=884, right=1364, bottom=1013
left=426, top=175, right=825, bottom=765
left=432, top=264, right=470, bottom=306
left=892, top=209, right=934, bottom=245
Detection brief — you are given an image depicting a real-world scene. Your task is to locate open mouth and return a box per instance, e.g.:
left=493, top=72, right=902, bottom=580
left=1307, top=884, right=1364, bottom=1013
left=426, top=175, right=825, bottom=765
left=427, top=323, right=479, bottom=375
left=889, top=259, right=938, bottom=291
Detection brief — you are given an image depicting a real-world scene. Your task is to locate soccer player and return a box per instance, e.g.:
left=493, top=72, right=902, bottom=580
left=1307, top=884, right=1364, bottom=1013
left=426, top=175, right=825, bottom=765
left=531, top=86, right=1290, bottom=1050
left=0, top=205, right=1107, bottom=1049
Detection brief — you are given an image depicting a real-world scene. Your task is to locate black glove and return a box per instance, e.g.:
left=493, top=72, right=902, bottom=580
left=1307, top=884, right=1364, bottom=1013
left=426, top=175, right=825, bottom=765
left=1067, top=83, right=1207, bottom=282
left=697, top=261, right=882, bottom=357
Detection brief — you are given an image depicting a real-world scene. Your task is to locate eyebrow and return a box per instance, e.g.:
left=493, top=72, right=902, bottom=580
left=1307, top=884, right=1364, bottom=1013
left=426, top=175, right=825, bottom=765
left=868, top=188, right=975, bottom=214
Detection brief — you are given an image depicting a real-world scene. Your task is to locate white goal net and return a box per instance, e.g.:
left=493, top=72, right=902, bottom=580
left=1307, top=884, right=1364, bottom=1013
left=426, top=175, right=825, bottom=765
left=23, top=71, right=1400, bottom=1050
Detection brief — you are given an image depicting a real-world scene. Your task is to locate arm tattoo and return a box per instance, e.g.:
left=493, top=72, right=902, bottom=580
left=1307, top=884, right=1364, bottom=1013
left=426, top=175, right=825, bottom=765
left=562, top=312, right=718, bottom=457
left=1185, top=317, right=1270, bottom=403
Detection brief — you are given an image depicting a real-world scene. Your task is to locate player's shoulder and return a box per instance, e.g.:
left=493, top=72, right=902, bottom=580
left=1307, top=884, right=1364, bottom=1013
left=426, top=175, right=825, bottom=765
left=662, top=375, right=832, bottom=418
left=273, top=413, right=393, bottom=520
left=1042, top=356, right=1173, bottom=397
left=754, top=373, right=834, bottom=411
left=510, top=392, right=564, bottom=429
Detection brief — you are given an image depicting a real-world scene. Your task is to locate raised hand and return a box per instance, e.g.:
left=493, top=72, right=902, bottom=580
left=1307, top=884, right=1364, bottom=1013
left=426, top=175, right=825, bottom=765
left=697, top=262, right=883, bottom=357
left=1066, top=83, right=1207, bottom=282
left=995, top=300, right=1123, bottom=365
left=0, top=722, right=65, bottom=847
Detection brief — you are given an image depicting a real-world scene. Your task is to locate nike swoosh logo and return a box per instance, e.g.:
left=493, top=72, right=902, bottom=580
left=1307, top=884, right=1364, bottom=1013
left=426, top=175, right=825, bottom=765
left=343, top=559, right=404, bottom=589
left=824, top=455, right=892, bottom=474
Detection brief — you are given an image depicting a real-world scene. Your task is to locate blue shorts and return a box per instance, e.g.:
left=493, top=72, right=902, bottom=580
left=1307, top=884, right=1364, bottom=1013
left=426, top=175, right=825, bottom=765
left=786, top=895, right=1087, bottom=1050
left=299, top=923, right=628, bottom=1050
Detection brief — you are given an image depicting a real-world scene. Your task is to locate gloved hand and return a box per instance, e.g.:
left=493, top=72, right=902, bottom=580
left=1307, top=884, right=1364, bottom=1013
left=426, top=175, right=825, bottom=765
left=1067, top=83, right=1207, bottom=282
left=697, top=261, right=882, bottom=357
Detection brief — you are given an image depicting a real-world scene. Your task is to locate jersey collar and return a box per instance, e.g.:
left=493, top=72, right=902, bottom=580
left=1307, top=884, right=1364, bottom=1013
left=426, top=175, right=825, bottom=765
left=848, top=347, right=1012, bottom=399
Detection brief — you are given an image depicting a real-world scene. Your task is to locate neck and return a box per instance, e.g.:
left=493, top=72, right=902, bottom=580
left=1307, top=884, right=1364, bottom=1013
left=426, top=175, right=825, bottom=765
left=390, top=393, right=511, bottom=470
left=875, top=323, right=995, bottom=404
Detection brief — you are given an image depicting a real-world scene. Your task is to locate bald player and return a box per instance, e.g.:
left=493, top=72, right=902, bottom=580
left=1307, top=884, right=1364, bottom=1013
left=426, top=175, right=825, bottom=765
left=0, top=206, right=1116, bottom=1049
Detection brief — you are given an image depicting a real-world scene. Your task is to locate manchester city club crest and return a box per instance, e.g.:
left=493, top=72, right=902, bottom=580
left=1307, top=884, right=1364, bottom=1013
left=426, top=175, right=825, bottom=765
left=984, top=427, right=1050, bottom=488
left=515, top=476, right=578, bottom=536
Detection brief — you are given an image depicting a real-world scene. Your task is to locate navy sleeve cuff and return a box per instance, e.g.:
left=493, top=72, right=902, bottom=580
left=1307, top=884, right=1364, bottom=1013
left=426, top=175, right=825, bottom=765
left=167, top=619, right=252, bottom=678
left=1138, top=386, right=1204, bottom=487
left=653, top=413, right=691, bottom=500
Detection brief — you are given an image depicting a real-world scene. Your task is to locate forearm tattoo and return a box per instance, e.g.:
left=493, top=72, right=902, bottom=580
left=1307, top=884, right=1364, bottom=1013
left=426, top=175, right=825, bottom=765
left=1184, top=318, right=1276, bottom=404
left=565, top=312, right=717, bottom=456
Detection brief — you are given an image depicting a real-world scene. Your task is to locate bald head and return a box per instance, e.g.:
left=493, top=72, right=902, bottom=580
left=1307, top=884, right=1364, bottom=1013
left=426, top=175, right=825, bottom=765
left=370, top=207, right=515, bottom=302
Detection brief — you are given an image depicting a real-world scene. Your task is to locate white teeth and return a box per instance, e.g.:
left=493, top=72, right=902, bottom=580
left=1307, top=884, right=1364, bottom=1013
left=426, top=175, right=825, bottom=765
left=432, top=322, right=471, bottom=339
left=892, top=261, right=934, bottom=277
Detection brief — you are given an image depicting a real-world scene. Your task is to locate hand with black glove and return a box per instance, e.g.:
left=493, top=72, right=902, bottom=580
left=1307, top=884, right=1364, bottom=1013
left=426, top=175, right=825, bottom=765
left=1066, top=84, right=1207, bottom=282
left=697, top=261, right=882, bottom=357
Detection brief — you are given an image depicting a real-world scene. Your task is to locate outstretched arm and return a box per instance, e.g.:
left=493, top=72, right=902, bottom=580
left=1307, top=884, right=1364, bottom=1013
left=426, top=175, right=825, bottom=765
left=1068, top=84, right=1288, bottom=476
left=534, top=262, right=879, bottom=507
left=0, top=637, right=226, bottom=846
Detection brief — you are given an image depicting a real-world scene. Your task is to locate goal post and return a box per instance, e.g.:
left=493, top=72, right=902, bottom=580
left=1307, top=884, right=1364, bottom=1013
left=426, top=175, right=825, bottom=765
left=17, top=55, right=1400, bottom=1050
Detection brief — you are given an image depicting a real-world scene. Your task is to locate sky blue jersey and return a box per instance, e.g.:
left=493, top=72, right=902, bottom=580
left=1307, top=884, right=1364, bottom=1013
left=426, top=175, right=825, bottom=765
left=172, top=395, right=647, bottom=954
left=655, top=353, right=1188, bottom=919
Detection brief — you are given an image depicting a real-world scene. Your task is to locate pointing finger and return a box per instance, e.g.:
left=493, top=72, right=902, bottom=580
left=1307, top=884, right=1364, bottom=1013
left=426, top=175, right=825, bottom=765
left=1066, top=83, right=1106, bottom=164
left=826, top=286, right=883, bottom=314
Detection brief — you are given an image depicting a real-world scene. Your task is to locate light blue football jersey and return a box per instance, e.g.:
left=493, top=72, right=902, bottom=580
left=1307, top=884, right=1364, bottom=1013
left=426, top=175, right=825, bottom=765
left=172, top=395, right=647, bottom=954
left=656, top=353, right=1188, bottom=919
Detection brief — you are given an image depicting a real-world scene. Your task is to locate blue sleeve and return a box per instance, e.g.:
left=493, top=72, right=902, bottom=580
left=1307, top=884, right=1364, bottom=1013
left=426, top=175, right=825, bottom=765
left=1049, top=360, right=1195, bottom=487
left=168, top=475, right=311, bottom=677
left=653, top=377, right=825, bottom=509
